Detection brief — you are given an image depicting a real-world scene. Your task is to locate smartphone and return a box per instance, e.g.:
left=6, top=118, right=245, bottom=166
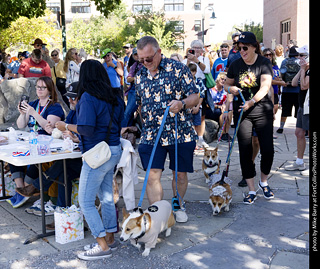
left=19, top=95, right=29, bottom=108
left=188, top=49, right=195, bottom=54
left=42, top=44, right=46, bottom=51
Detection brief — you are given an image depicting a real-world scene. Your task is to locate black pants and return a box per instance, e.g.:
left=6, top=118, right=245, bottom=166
left=234, top=102, right=274, bottom=179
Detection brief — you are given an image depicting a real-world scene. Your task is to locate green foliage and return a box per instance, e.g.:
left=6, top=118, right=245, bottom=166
left=0, top=0, right=46, bottom=30
left=93, top=0, right=122, bottom=18
left=0, top=10, right=61, bottom=53
left=228, top=22, right=263, bottom=43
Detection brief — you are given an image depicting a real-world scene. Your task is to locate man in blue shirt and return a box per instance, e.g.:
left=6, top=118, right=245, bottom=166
left=101, top=48, right=124, bottom=88
left=211, top=43, right=229, bottom=80
left=136, top=36, right=199, bottom=223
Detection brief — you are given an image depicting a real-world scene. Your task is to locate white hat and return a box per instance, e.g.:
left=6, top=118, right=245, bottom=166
left=295, top=45, right=309, bottom=55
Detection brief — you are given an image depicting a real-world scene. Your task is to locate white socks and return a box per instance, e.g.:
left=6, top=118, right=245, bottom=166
left=296, top=158, right=304, bottom=165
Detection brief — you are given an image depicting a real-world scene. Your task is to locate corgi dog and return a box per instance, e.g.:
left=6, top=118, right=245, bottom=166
left=203, top=147, right=232, bottom=215
left=202, top=147, right=221, bottom=183
left=209, top=180, right=232, bottom=215
left=120, top=200, right=175, bottom=257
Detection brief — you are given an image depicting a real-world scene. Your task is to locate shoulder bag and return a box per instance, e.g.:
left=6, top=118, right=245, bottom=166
left=82, top=105, right=115, bottom=169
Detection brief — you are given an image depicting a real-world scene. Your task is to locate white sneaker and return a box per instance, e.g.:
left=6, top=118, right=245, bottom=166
left=284, top=162, right=306, bottom=171
left=25, top=198, right=41, bottom=214
left=201, top=141, right=209, bottom=149
left=300, top=169, right=309, bottom=176
left=78, top=245, right=112, bottom=261
left=33, top=200, right=56, bottom=216
left=174, top=209, right=188, bottom=223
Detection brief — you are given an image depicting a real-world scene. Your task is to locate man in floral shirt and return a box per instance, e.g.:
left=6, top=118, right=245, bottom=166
left=136, top=36, right=199, bottom=222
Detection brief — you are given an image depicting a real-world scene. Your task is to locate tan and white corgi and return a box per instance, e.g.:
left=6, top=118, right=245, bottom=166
left=120, top=200, right=175, bottom=256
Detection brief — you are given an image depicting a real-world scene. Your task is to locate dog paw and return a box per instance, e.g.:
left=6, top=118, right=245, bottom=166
left=142, top=248, right=150, bottom=257
left=131, top=241, right=141, bottom=250
left=224, top=206, right=230, bottom=212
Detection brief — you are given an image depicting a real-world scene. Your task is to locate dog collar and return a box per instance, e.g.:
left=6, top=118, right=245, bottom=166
left=134, top=215, right=147, bottom=244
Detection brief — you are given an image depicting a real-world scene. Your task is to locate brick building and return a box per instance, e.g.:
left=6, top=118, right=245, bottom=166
left=263, top=0, right=309, bottom=50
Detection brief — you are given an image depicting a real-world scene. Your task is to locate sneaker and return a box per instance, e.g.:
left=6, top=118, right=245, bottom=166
left=33, top=200, right=56, bottom=216
left=6, top=192, right=18, bottom=206
left=84, top=241, right=119, bottom=251
left=25, top=198, right=41, bottom=214
left=243, top=193, right=257, bottom=205
left=276, top=128, right=283, bottom=134
left=201, top=141, right=209, bottom=149
left=171, top=197, right=180, bottom=212
left=12, top=193, right=30, bottom=208
left=284, top=162, right=306, bottom=171
left=77, top=245, right=112, bottom=261
left=174, top=209, right=188, bottom=223
left=300, top=169, right=309, bottom=176
left=258, top=183, right=274, bottom=199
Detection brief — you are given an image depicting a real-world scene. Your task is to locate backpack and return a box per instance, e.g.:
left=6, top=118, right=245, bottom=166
left=283, top=58, right=300, bottom=83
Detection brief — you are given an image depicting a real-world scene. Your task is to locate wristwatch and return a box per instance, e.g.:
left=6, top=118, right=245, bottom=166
left=181, top=100, right=186, bottom=110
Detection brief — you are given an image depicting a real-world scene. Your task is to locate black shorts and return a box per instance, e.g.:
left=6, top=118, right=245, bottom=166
left=281, top=92, right=299, bottom=117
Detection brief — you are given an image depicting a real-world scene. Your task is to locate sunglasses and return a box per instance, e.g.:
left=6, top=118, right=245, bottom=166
left=264, top=53, right=272, bottom=57
left=67, top=96, right=76, bottom=101
left=51, top=54, right=58, bottom=57
left=237, top=45, right=249, bottom=51
left=139, top=51, right=158, bottom=64
left=35, top=44, right=42, bottom=47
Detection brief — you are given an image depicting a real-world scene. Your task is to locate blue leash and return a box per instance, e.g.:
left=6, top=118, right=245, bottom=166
left=137, top=106, right=184, bottom=209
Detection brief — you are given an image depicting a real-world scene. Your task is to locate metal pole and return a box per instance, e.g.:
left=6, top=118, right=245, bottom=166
left=60, top=0, right=67, bottom=59
left=202, top=16, right=205, bottom=44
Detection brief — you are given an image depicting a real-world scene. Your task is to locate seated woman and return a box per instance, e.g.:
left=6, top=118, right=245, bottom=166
left=7, top=76, right=65, bottom=208
left=205, top=72, right=232, bottom=141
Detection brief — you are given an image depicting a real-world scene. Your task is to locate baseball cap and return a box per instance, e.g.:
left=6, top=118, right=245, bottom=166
left=132, top=47, right=137, bottom=55
left=123, top=43, right=132, bottom=49
left=64, top=82, right=79, bottom=99
left=237, top=32, right=257, bottom=44
left=295, top=45, right=309, bottom=55
left=100, top=48, right=112, bottom=58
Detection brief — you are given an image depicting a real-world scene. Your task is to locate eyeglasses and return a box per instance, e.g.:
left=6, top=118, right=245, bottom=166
left=67, top=96, right=76, bottom=101
left=139, top=51, right=158, bottom=64
left=36, top=86, right=47, bottom=90
left=264, top=53, right=272, bottom=57
left=237, top=45, right=249, bottom=51
left=51, top=54, right=58, bottom=57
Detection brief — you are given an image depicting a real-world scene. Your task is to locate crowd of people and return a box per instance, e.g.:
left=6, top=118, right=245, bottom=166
left=0, top=33, right=309, bottom=260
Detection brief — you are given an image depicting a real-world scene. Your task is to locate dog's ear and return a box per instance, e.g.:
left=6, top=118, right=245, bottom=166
left=122, top=208, right=129, bottom=220
left=214, top=147, right=218, bottom=154
left=136, top=214, right=144, bottom=226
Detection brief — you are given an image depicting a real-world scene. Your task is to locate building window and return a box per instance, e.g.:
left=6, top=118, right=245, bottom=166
left=194, top=0, right=201, bottom=10
left=132, top=0, right=152, bottom=13
left=194, top=20, right=201, bottom=32
left=164, top=0, right=184, bottom=11
left=71, top=2, right=91, bottom=13
left=175, top=41, right=184, bottom=51
left=173, top=20, right=184, bottom=32
left=281, top=19, right=291, bottom=34
left=46, top=2, right=60, bottom=13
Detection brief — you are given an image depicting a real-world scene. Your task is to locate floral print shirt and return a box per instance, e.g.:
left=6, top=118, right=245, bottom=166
left=135, top=55, right=198, bottom=146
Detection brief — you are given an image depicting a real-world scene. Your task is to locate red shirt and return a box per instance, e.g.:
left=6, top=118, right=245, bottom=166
left=18, top=58, right=51, bottom=78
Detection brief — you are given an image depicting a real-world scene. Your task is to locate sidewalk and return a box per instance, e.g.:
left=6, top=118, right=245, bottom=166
left=0, top=111, right=309, bottom=269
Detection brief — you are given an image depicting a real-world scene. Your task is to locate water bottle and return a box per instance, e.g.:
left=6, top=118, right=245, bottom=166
left=29, top=130, right=38, bottom=156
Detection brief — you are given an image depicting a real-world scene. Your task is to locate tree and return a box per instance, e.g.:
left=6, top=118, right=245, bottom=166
left=0, top=0, right=46, bottom=30
left=0, top=10, right=61, bottom=52
left=93, top=0, right=122, bottom=18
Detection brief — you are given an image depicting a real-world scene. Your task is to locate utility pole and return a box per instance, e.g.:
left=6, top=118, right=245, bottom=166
left=60, top=0, right=66, bottom=59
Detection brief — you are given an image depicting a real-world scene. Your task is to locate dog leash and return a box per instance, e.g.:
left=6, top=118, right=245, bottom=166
left=137, top=106, right=184, bottom=210
left=219, top=89, right=245, bottom=183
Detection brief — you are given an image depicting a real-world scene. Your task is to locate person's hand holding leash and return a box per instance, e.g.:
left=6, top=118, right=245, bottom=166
left=168, top=100, right=183, bottom=114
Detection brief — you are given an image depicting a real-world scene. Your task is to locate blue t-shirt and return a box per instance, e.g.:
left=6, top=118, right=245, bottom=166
left=76, top=91, right=124, bottom=153
left=28, top=100, right=65, bottom=135
left=103, top=60, right=121, bottom=88
left=272, top=65, right=280, bottom=94
left=211, top=57, right=228, bottom=80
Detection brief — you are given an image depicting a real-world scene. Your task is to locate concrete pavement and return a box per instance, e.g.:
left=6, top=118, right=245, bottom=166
left=0, top=111, right=309, bottom=268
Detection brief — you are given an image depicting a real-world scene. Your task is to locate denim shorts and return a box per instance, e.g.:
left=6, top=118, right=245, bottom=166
left=192, top=108, right=201, bottom=126
left=138, top=141, right=196, bottom=172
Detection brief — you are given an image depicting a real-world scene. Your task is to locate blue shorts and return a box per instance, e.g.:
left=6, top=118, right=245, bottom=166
left=192, top=109, right=201, bottom=126
left=138, top=141, right=196, bottom=172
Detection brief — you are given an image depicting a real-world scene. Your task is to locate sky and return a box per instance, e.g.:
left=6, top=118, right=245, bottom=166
left=208, top=0, right=263, bottom=43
